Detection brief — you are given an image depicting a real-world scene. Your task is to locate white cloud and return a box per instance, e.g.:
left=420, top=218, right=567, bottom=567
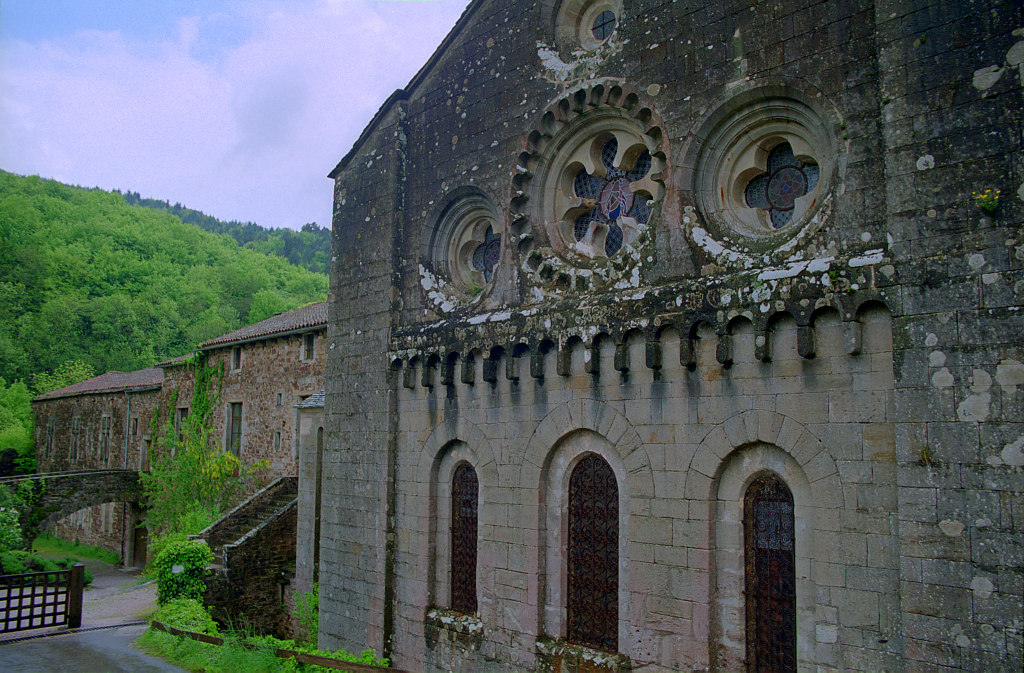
left=1, top=0, right=469, bottom=230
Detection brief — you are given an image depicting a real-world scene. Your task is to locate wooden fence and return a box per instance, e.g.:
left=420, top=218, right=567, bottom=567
left=0, top=564, right=84, bottom=634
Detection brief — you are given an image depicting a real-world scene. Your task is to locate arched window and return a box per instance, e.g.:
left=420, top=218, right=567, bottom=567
left=450, top=463, right=478, bottom=613
left=567, top=453, right=618, bottom=652
left=744, top=473, right=796, bottom=673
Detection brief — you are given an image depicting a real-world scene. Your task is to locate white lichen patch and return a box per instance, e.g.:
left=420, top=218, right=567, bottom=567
left=957, top=393, right=991, bottom=422
left=849, top=249, right=885, bottom=267
left=996, top=359, right=1024, bottom=392
left=419, top=264, right=458, bottom=314
left=916, top=154, right=935, bottom=170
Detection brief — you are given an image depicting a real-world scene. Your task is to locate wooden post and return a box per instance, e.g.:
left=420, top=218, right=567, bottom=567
left=66, top=564, right=85, bottom=628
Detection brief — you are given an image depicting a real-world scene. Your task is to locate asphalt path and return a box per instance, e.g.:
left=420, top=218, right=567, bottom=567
left=0, top=623, right=187, bottom=672
left=0, top=555, right=187, bottom=672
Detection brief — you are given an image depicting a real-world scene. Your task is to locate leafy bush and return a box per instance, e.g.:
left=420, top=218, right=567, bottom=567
left=293, top=582, right=318, bottom=643
left=154, top=598, right=219, bottom=635
left=0, top=507, right=21, bottom=552
left=153, top=539, right=213, bottom=605
left=147, top=502, right=220, bottom=570
left=1, top=550, right=27, bottom=573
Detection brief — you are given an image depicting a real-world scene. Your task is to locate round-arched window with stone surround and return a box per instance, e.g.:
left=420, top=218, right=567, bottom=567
left=537, top=112, right=662, bottom=260
left=426, top=189, right=501, bottom=295
left=691, top=92, right=838, bottom=243
left=554, top=0, right=622, bottom=52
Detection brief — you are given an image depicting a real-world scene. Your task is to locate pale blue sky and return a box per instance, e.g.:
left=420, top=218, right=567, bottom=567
left=1, top=1, right=470, bottom=230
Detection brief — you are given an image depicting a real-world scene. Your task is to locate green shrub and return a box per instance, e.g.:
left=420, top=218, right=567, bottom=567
left=154, top=598, right=219, bottom=635
left=153, top=539, right=213, bottom=605
left=293, top=582, right=318, bottom=643
left=0, top=507, right=21, bottom=553
left=1, top=550, right=26, bottom=574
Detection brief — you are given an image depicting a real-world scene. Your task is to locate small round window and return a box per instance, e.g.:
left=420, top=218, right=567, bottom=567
left=591, top=10, right=616, bottom=41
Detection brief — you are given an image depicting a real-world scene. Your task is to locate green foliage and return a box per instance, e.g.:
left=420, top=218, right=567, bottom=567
left=153, top=539, right=213, bottom=605
left=0, top=507, right=21, bottom=552
left=0, top=551, right=93, bottom=584
left=153, top=598, right=219, bottom=635
left=32, top=532, right=120, bottom=565
left=293, top=582, right=319, bottom=643
left=30, top=360, right=95, bottom=395
left=0, top=171, right=328, bottom=383
left=147, top=504, right=220, bottom=571
left=121, top=191, right=331, bottom=275
left=0, top=377, right=34, bottom=473
left=142, top=355, right=267, bottom=548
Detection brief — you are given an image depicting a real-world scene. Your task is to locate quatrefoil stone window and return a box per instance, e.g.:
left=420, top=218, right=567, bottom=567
left=744, top=142, right=820, bottom=229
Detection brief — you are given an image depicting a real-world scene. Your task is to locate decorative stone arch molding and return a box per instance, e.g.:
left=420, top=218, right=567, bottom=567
left=683, top=410, right=840, bottom=672
left=513, top=80, right=668, bottom=296
left=681, top=81, right=845, bottom=262
left=521, top=399, right=653, bottom=658
left=415, top=417, right=500, bottom=613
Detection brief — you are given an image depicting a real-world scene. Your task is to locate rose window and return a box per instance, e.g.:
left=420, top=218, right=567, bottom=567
left=743, top=142, right=820, bottom=229
left=569, top=137, right=653, bottom=257
left=471, top=226, right=501, bottom=282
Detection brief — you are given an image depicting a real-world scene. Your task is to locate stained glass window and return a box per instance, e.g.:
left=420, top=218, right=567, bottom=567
left=572, top=137, right=652, bottom=256
left=744, top=474, right=796, bottom=673
left=470, top=226, right=501, bottom=283
left=744, top=142, right=819, bottom=229
left=592, top=11, right=616, bottom=41
left=451, top=463, right=478, bottom=614
left=567, top=454, right=618, bottom=652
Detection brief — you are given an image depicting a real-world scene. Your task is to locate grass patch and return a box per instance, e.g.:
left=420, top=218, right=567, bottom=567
left=32, top=533, right=121, bottom=565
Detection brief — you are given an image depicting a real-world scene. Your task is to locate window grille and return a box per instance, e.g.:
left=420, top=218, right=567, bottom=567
left=450, top=463, right=478, bottom=614
left=70, top=418, right=80, bottom=460
left=567, top=453, right=618, bottom=652
left=99, top=417, right=111, bottom=464
left=744, top=474, right=797, bottom=673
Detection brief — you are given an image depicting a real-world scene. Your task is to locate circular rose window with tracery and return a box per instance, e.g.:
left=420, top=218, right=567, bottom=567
left=571, top=138, right=653, bottom=257
left=743, top=142, right=820, bottom=229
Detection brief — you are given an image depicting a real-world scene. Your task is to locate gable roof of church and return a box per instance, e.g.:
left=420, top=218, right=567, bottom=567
left=33, top=367, right=164, bottom=402
left=198, top=301, right=328, bottom=351
left=328, top=0, right=486, bottom=178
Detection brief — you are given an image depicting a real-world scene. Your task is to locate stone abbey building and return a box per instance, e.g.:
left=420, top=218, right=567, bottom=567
left=313, top=0, right=1024, bottom=671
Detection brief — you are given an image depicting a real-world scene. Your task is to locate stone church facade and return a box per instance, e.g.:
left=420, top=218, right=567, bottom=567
left=316, top=1, right=1023, bottom=671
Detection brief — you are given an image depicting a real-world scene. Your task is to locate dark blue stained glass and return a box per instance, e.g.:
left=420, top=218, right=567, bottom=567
left=629, top=199, right=651, bottom=225
left=470, top=226, right=501, bottom=282
left=574, top=209, right=600, bottom=241
left=601, top=137, right=619, bottom=174
left=574, top=170, right=604, bottom=200
left=605, top=222, right=623, bottom=257
left=804, top=164, right=820, bottom=192
left=592, top=10, right=616, bottom=41
left=743, top=142, right=819, bottom=229
left=626, top=151, right=651, bottom=181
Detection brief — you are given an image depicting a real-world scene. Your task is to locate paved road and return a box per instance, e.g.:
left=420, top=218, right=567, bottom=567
left=1, top=555, right=186, bottom=672
left=0, top=623, right=187, bottom=672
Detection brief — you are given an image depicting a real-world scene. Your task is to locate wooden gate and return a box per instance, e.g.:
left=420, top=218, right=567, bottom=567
left=0, top=564, right=84, bottom=634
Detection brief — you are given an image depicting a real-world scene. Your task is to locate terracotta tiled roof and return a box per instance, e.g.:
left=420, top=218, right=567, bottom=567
left=34, top=368, right=164, bottom=401
left=199, top=302, right=328, bottom=350
left=296, top=390, right=325, bottom=409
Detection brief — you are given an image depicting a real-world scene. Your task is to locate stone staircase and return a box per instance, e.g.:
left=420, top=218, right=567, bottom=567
left=191, top=476, right=298, bottom=570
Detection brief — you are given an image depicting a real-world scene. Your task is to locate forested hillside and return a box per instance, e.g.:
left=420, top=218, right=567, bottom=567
left=0, top=171, right=329, bottom=385
left=120, top=191, right=330, bottom=274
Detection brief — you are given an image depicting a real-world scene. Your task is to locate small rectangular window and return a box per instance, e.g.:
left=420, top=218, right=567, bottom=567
left=175, top=407, right=190, bottom=443
left=70, top=417, right=81, bottom=460
left=45, top=417, right=56, bottom=459
left=276, top=393, right=283, bottom=408
left=228, top=402, right=243, bottom=457
left=304, top=333, right=315, bottom=360
left=232, top=346, right=242, bottom=370
left=274, top=431, right=281, bottom=451
left=99, top=416, right=111, bottom=464
left=130, top=417, right=138, bottom=437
